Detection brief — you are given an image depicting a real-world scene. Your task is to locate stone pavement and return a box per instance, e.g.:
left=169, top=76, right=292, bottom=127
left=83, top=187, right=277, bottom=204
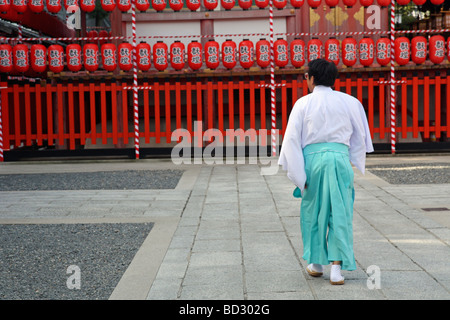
left=0, top=155, right=449, bottom=300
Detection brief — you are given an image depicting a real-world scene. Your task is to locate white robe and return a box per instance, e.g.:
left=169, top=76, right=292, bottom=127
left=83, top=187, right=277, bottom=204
left=278, top=85, right=374, bottom=192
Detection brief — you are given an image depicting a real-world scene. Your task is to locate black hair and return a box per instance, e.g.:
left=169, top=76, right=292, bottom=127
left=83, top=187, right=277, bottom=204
left=307, top=59, right=338, bottom=87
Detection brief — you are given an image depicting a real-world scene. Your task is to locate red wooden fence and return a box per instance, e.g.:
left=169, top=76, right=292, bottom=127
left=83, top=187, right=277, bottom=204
left=1, top=70, right=449, bottom=154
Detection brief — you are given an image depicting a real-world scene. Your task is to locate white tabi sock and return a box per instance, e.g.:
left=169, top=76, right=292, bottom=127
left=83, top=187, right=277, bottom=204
left=330, top=264, right=344, bottom=283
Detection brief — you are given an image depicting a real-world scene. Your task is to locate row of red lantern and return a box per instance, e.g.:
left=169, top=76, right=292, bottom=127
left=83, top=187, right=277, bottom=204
left=2, top=0, right=445, bottom=15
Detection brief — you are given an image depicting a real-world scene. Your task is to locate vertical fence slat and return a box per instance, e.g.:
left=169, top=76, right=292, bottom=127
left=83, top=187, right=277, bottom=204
left=447, top=75, right=450, bottom=138
left=165, top=81, right=171, bottom=143
left=144, top=82, right=150, bottom=143
left=281, top=79, right=287, bottom=136
left=379, top=80, right=385, bottom=140
left=357, top=78, right=363, bottom=104
left=228, top=80, right=234, bottom=130
left=154, top=82, right=161, bottom=144
left=218, top=80, right=224, bottom=134
left=121, top=83, right=128, bottom=145
left=260, top=80, right=266, bottom=130
left=68, top=82, right=75, bottom=150
left=79, top=83, right=86, bottom=146
left=13, top=84, right=21, bottom=147
left=186, top=81, right=192, bottom=134
left=239, top=79, right=244, bottom=130
left=89, top=83, right=97, bottom=145
left=435, top=75, right=441, bottom=139
left=111, top=82, right=118, bottom=145
left=176, top=80, right=182, bottom=131
left=35, top=84, right=43, bottom=146
left=1, top=84, right=10, bottom=150
left=368, top=77, right=374, bottom=139
left=401, top=76, right=407, bottom=139
left=196, top=81, right=202, bottom=124
left=413, top=76, right=419, bottom=138
left=24, top=84, right=32, bottom=146
left=46, top=83, right=54, bottom=146
left=424, top=75, right=430, bottom=139
left=100, top=83, right=107, bottom=145
left=57, top=83, right=65, bottom=146
left=249, top=79, right=255, bottom=131
left=207, top=80, right=213, bottom=130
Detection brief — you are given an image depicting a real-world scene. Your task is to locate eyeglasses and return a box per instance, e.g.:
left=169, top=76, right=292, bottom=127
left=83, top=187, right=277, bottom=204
left=304, top=73, right=309, bottom=80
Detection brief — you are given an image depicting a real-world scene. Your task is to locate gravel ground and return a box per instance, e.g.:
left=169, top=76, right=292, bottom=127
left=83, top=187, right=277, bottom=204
left=0, top=170, right=184, bottom=191
left=367, top=163, right=450, bottom=184
left=0, top=223, right=154, bottom=300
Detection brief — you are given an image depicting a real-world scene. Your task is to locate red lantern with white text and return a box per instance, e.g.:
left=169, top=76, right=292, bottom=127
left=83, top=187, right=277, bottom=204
left=342, top=37, right=357, bottom=67
left=136, top=0, right=150, bottom=10
left=376, top=37, right=390, bottom=66
left=118, top=0, right=131, bottom=11
left=0, top=44, right=13, bottom=73
left=412, top=0, right=426, bottom=5
left=187, top=40, right=202, bottom=71
left=83, top=43, right=99, bottom=72
left=325, top=38, right=340, bottom=65
left=222, top=39, right=237, bottom=70
left=359, top=37, right=374, bottom=67
left=396, top=0, right=410, bottom=5
left=66, top=44, right=82, bottom=72
left=274, top=38, right=288, bottom=68
left=12, top=0, right=27, bottom=13
left=0, top=0, right=10, bottom=13
left=169, top=0, right=183, bottom=11
left=429, top=35, right=445, bottom=64
left=118, top=42, right=133, bottom=71
left=255, top=0, right=269, bottom=8
left=360, top=0, right=373, bottom=6
left=186, top=0, right=200, bottom=10
left=447, top=37, right=450, bottom=63
left=290, top=38, right=306, bottom=68
left=377, top=0, right=389, bottom=6
left=101, top=0, right=115, bottom=11
left=153, top=41, right=168, bottom=71
left=170, top=41, right=185, bottom=70
left=204, top=0, right=218, bottom=10
left=29, top=0, right=44, bottom=13
left=136, top=42, right=151, bottom=71
left=394, top=37, right=410, bottom=65
left=430, top=0, right=444, bottom=5
left=152, top=0, right=166, bottom=10
left=290, top=0, right=303, bottom=7
left=13, top=44, right=29, bottom=73
left=46, top=0, right=62, bottom=13
left=221, top=0, right=234, bottom=10
left=256, top=38, right=270, bottom=68
left=307, top=38, right=322, bottom=62
left=205, top=39, right=220, bottom=69
left=48, top=45, right=64, bottom=73
left=238, top=0, right=251, bottom=9
left=101, top=43, right=117, bottom=72
left=411, top=36, right=427, bottom=65
left=343, top=0, right=356, bottom=7
left=307, top=0, right=321, bottom=8
left=31, top=44, right=47, bottom=73
left=325, top=0, right=338, bottom=7
left=274, top=0, right=287, bottom=9
left=64, top=0, right=78, bottom=10
left=239, top=39, right=253, bottom=69
left=80, top=0, right=95, bottom=11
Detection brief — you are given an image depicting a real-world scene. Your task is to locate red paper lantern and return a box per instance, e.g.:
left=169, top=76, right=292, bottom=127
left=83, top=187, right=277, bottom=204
left=290, top=38, right=306, bottom=68
left=239, top=39, right=253, bottom=69
left=325, top=38, right=340, bottom=65
left=290, top=0, right=304, bottom=7
left=66, top=44, right=82, bottom=72
left=12, top=0, right=27, bottom=13
left=343, top=0, right=357, bottom=6
left=0, top=44, right=13, bottom=73
left=48, top=45, right=64, bottom=73
left=170, top=40, right=185, bottom=70
left=307, top=0, right=321, bottom=8
left=256, top=0, right=269, bottom=8
left=342, top=37, right=357, bottom=67
left=256, top=38, right=270, bottom=68
left=169, top=0, right=183, bottom=10
left=152, top=0, right=166, bottom=10
left=46, top=0, right=62, bottom=13
left=187, top=40, right=202, bottom=71
left=377, top=0, right=389, bottom=6
left=359, top=37, right=374, bottom=67
left=274, top=38, right=288, bottom=68
left=118, top=42, right=133, bottom=71
left=0, top=0, right=10, bottom=13
left=430, top=0, right=444, bottom=5
left=83, top=43, right=99, bottom=72
left=153, top=41, right=168, bottom=71
left=80, top=0, right=95, bottom=12
left=29, top=0, right=44, bottom=13
left=222, top=39, right=237, bottom=70
left=411, top=36, right=427, bottom=65
left=238, top=0, right=251, bottom=9
left=204, top=0, right=218, bottom=10
left=447, top=37, right=450, bottom=63
left=274, top=0, right=287, bottom=9
left=394, top=37, right=410, bottom=66
left=360, top=0, right=373, bottom=6
left=64, top=0, right=78, bottom=10
left=307, top=38, right=322, bottom=62
left=118, top=0, right=131, bottom=11
left=87, top=30, right=98, bottom=44
left=325, top=0, right=338, bottom=7
left=13, top=44, right=29, bottom=73
left=396, top=0, right=410, bottom=5
left=412, top=0, right=426, bottom=5
left=101, top=0, right=115, bottom=11
left=186, top=0, right=200, bottom=10
left=30, top=44, right=47, bottom=73
left=98, top=30, right=109, bottom=47
left=429, top=35, right=445, bottom=64
left=204, top=39, right=220, bottom=69
left=376, top=37, right=390, bottom=66
left=136, top=0, right=150, bottom=10
left=136, top=42, right=151, bottom=71
left=101, top=43, right=117, bottom=72
left=221, top=0, right=234, bottom=10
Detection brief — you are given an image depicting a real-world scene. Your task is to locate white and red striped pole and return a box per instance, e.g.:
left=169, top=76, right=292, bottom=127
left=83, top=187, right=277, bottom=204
left=269, top=0, right=277, bottom=157
left=131, top=0, right=140, bottom=159
left=390, top=0, right=396, bottom=154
